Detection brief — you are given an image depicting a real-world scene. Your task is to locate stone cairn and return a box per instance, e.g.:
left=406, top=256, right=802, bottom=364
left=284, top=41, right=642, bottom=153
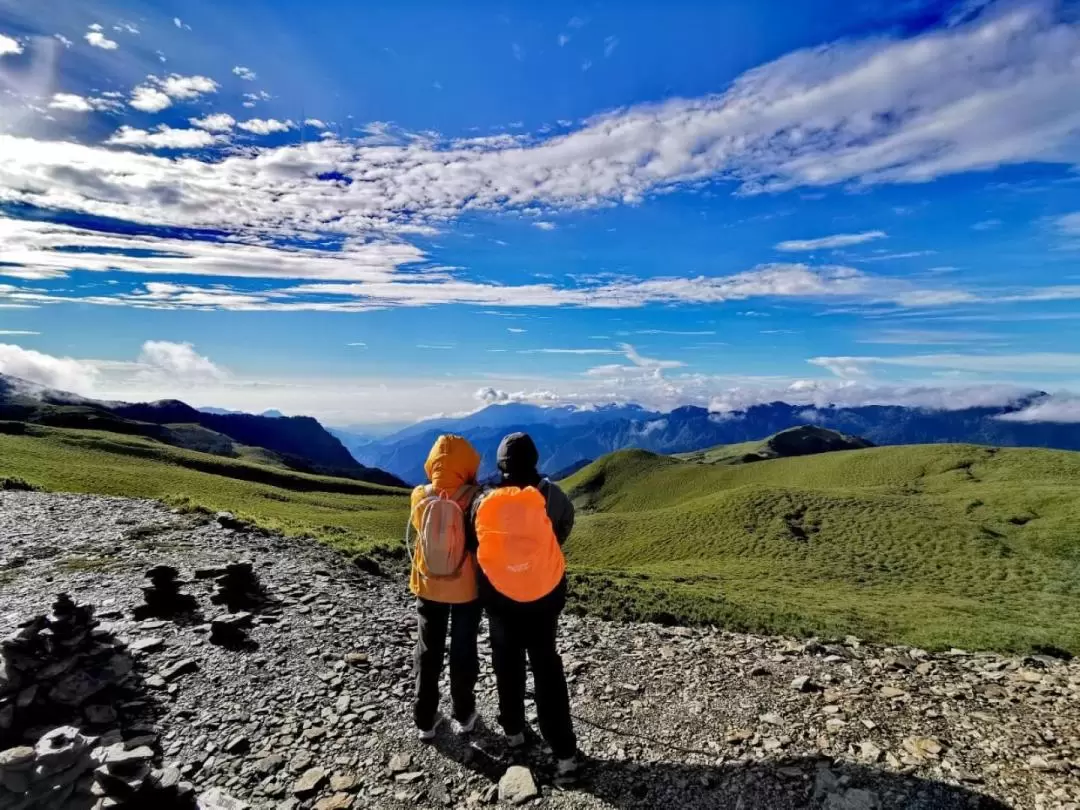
left=206, top=562, right=266, bottom=647
left=0, top=725, right=196, bottom=809
left=135, top=566, right=197, bottom=620
left=208, top=562, right=265, bottom=612
left=0, top=595, right=133, bottom=749
left=0, top=595, right=195, bottom=809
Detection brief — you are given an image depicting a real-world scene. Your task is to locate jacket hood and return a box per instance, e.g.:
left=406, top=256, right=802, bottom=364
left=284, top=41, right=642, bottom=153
left=424, top=434, right=480, bottom=492
left=497, top=432, right=541, bottom=485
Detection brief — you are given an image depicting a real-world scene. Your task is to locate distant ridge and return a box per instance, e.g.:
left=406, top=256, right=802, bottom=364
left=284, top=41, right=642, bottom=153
left=0, top=373, right=405, bottom=488
left=346, top=397, right=1078, bottom=485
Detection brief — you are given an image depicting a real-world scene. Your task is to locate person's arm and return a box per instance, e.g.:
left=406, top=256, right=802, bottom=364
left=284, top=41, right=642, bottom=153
left=464, top=487, right=485, bottom=552
left=544, top=481, right=575, bottom=545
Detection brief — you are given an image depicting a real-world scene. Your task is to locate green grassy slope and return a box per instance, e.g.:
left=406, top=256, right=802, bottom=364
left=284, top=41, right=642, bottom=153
left=563, top=444, right=1080, bottom=653
left=0, top=425, right=409, bottom=559
left=4, top=425, right=1078, bottom=653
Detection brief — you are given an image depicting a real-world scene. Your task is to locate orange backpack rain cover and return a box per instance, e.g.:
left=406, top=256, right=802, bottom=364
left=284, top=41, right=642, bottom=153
left=475, top=486, right=565, bottom=603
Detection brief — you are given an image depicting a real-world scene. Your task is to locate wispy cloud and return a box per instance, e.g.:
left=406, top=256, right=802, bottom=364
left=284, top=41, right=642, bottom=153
left=532, top=221, right=556, bottom=231
left=857, top=329, right=1005, bottom=345
left=1057, top=211, right=1080, bottom=236
left=776, top=231, right=887, bottom=251
left=810, top=352, right=1080, bottom=378
left=972, top=218, right=1003, bottom=230
left=604, top=36, right=619, bottom=57
left=232, top=66, right=257, bottom=81
left=48, top=93, right=120, bottom=113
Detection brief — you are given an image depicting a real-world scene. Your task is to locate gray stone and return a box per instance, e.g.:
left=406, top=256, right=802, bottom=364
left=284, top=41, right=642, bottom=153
left=198, top=787, right=252, bottom=810
left=388, top=753, right=411, bottom=774
left=0, top=746, right=35, bottom=769
left=499, top=766, right=538, bottom=805
left=159, top=658, right=198, bottom=681
left=293, top=767, right=327, bottom=797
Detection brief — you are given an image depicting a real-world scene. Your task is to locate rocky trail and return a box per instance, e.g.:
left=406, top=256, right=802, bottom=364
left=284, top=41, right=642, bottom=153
left=1, top=492, right=1077, bottom=810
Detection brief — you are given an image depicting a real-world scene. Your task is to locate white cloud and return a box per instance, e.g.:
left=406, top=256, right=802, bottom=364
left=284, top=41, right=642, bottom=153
left=533, top=221, right=557, bottom=231
left=129, top=85, right=172, bottom=112
left=810, top=352, right=1080, bottom=378
left=0, top=343, right=99, bottom=391
left=190, top=113, right=236, bottom=132
left=304, top=118, right=327, bottom=129
left=0, top=34, right=23, bottom=57
left=159, top=74, right=218, bottom=99
left=85, top=30, right=119, bottom=50
left=604, top=36, right=619, bottom=57
left=232, top=66, right=257, bottom=81
left=346, top=342, right=366, bottom=347
left=236, top=118, right=293, bottom=135
left=776, top=231, right=887, bottom=251
left=0, top=330, right=39, bottom=336
left=14, top=2, right=1075, bottom=249
left=48, top=93, right=120, bottom=113
left=114, top=22, right=140, bottom=35
left=138, top=340, right=225, bottom=383
left=997, top=393, right=1080, bottom=422
left=972, top=218, right=1003, bottom=230
left=558, top=34, right=571, bottom=47
left=507, top=328, right=526, bottom=333
left=54, top=34, right=73, bottom=48
left=0, top=220, right=424, bottom=284
left=173, top=18, right=190, bottom=30
left=105, top=126, right=218, bottom=150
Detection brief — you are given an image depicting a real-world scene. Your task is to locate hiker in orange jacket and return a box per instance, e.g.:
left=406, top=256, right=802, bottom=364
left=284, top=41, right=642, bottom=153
left=407, top=434, right=483, bottom=740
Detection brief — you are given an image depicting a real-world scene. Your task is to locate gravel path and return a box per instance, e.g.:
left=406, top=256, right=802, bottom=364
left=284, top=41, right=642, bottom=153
left=1, top=492, right=1077, bottom=810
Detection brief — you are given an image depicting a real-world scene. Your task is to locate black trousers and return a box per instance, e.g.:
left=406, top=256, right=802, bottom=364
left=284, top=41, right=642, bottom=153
left=486, top=581, right=577, bottom=759
left=413, top=598, right=482, bottom=729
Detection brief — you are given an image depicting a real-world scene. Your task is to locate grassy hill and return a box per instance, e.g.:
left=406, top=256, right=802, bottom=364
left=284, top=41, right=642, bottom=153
left=0, top=424, right=409, bottom=560
left=3, top=423, right=1079, bottom=654
left=563, top=443, right=1080, bottom=654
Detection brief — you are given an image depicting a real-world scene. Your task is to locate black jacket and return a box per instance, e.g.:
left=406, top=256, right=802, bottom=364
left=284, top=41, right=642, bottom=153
left=467, top=432, right=575, bottom=609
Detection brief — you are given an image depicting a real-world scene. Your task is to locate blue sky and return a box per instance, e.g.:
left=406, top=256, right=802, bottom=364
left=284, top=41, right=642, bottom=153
left=1, top=0, right=1079, bottom=425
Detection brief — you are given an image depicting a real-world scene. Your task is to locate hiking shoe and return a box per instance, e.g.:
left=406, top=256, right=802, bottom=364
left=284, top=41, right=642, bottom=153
left=417, top=712, right=444, bottom=742
left=505, top=731, right=526, bottom=749
left=454, top=711, right=480, bottom=735
left=556, top=756, right=581, bottom=777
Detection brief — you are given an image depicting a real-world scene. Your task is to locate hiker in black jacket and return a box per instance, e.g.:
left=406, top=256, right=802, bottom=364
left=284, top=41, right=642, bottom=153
left=467, top=432, right=579, bottom=776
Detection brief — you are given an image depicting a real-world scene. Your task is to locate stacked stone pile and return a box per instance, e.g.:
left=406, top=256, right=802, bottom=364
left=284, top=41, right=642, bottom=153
left=0, top=726, right=197, bottom=809
left=136, top=566, right=197, bottom=619
left=0, top=595, right=134, bottom=749
left=209, top=562, right=266, bottom=612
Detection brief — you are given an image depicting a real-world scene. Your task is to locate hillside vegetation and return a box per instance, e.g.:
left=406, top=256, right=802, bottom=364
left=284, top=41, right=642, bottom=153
left=0, top=424, right=409, bottom=560
left=3, top=423, right=1078, bottom=654
left=563, top=442, right=1080, bottom=654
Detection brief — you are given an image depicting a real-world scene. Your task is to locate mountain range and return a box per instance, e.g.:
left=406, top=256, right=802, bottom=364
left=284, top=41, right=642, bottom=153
left=336, top=397, right=1078, bottom=484
left=0, top=373, right=405, bottom=488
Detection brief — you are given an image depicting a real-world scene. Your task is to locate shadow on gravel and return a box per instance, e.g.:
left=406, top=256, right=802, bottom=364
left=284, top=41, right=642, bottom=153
left=434, top=734, right=1011, bottom=810
left=573, top=758, right=1012, bottom=810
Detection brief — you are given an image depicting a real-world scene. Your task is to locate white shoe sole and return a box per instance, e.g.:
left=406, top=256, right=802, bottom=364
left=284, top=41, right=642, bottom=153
left=417, top=714, right=444, bottom=741
left=454, top=712, right=480, bottom=734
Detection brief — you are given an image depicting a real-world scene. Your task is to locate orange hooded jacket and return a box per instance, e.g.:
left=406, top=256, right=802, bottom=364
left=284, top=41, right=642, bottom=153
left=409, top=434, right=481, bottom=604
